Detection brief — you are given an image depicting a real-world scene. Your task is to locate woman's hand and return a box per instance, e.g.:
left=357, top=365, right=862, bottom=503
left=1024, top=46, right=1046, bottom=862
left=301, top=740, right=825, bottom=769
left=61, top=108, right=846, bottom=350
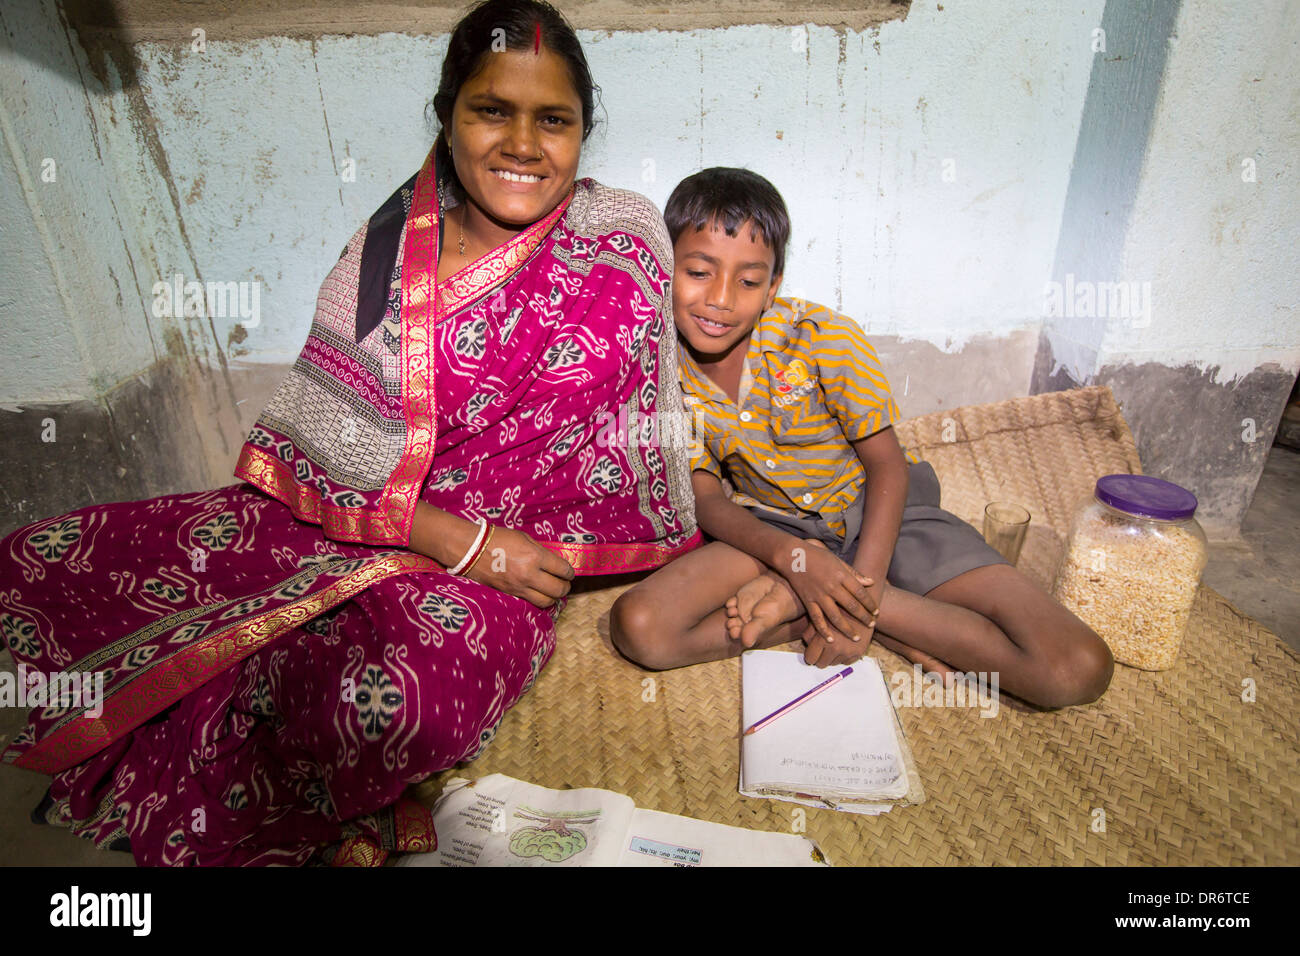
left=408, top=501, right=574, bottom=608
left=781, top=541, right=877, bottom=648
left=461, top=524, right=574, bottom=609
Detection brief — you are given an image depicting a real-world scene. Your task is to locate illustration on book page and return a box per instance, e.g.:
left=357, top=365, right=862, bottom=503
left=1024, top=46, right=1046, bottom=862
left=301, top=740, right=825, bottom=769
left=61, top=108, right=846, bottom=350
left=508, top=806, right=602, bottom=863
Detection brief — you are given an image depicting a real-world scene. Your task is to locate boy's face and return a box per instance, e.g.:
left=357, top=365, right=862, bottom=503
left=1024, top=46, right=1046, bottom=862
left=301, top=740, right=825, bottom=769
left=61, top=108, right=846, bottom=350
left=672, top=220, right=782, bottom=359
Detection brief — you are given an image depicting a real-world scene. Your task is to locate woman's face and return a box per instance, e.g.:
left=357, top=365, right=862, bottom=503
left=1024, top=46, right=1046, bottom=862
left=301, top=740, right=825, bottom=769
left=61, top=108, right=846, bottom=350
left=448, top=45, right=585, bottom=229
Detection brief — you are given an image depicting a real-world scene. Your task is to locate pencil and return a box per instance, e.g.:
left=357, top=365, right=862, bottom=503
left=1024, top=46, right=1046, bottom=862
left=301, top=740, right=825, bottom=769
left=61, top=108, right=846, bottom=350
left=743, top=666, right=854, bottom=736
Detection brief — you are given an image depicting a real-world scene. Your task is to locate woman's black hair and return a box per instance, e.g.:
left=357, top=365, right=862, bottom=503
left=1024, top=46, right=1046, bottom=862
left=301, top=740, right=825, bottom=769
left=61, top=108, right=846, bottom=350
left=430, top=0, right=599, bottom=195
left=664, top=168, right=791, bottom=277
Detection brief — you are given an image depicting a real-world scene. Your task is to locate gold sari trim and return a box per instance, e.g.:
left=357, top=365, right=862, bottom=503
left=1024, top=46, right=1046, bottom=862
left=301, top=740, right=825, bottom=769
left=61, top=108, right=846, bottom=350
left=15, top=551, right=439, bottom=775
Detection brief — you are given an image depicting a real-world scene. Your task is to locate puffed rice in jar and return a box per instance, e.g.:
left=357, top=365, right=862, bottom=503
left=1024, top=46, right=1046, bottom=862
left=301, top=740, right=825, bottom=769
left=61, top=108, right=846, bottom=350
left=1052, top=475, right=1207, bottom=670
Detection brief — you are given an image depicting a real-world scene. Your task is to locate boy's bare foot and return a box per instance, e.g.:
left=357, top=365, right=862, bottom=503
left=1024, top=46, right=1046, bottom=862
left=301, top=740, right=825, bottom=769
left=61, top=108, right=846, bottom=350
left=725, top=574, right=796, bottom=647
left=725, top=539, right=831, bottom=647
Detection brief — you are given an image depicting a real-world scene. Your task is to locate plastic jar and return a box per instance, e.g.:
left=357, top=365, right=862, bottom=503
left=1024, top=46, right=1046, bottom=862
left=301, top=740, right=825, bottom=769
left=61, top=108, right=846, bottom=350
left=1052, top=474, right=1207, bottom=670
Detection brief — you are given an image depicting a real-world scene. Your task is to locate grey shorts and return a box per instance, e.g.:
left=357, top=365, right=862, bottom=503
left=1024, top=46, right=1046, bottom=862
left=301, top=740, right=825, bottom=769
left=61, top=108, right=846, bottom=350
left=742, top=461, right=1009, bottom=596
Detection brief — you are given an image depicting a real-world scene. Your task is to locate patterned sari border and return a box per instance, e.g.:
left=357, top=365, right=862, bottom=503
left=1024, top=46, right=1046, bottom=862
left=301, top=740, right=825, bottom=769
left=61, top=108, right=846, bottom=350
left=433, top=190, right=575, bottom=322
left=541, top=529, right=703, bottom=575
left=13, top=551, right=439, bottom=775
left=328, top=797, right=435, bottom=866
left=330, top=835, right=388, bottom=867
left=380, top=147, right=440, bottom=551
left=234, top=447, right=402, bottom=544
left=376, top=151, right=577, bottom=550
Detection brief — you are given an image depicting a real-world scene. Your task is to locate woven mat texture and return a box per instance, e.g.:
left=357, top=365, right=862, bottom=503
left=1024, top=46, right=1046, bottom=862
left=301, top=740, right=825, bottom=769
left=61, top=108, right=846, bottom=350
left=413, top=386, right=1299, bottom=865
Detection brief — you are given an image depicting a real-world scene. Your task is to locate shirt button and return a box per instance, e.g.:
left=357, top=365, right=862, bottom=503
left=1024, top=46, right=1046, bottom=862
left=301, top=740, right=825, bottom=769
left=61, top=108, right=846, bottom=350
left=766, top=459, right=776, bottom=469
left=740, top=411, right=752, bottom=422
left=802, top=493, right=813, bottom=505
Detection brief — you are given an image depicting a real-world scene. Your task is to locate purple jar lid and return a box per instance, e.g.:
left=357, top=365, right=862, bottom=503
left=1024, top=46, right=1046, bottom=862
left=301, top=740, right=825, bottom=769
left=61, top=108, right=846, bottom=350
left=1094, top=474, right=1198, bottom=521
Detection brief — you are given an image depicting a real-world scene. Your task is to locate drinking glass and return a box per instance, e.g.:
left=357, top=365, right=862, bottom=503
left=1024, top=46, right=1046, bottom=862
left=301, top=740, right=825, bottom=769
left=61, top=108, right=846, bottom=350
left=983, top=502, right=1031, bottom=565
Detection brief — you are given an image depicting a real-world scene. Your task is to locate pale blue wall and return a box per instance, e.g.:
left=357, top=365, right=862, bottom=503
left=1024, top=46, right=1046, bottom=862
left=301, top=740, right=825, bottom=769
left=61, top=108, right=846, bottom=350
left=1, top=0, right=1297, bottom=534
left=4, top=0, right=1106, bottom=388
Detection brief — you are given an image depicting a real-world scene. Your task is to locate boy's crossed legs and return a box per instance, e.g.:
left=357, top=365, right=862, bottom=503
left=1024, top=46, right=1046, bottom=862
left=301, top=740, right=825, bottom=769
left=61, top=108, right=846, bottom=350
left=610, top=540, right=1113, bottom=709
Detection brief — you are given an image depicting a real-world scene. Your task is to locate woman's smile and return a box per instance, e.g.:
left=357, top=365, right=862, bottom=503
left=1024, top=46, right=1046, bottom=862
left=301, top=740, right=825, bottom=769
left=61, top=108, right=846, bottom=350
left=449, top=47, right=583, bottom=240
left=493, top=168, right=545, bottom=185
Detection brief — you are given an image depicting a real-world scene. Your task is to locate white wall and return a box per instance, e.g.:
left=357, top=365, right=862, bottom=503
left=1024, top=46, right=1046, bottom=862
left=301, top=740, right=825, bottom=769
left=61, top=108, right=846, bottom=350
left=3, top=0, right=1296, bottom=520
left=2, top=0, right=1107, bottom=393
left=1111, top=0, right=1300, bottom=381
left=0, top=0, right=154, bottom=403
left=587, top=5, right=1102, bottom=350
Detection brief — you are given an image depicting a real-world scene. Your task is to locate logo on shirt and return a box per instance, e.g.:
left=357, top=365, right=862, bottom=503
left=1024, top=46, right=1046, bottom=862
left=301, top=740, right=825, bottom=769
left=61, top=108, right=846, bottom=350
left=773, top=358, right=816, bottom=408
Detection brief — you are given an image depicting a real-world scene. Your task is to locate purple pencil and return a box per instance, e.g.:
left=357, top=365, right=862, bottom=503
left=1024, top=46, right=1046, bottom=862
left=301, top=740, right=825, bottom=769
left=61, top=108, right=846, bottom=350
left=743, top=666, right=854, bottom=736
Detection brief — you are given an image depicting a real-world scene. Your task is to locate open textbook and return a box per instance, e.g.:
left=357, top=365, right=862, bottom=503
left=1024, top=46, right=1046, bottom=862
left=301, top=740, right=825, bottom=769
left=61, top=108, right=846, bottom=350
left=740, top=650, right=925, bottom=815
left=395, top=773, right=829, bottom=867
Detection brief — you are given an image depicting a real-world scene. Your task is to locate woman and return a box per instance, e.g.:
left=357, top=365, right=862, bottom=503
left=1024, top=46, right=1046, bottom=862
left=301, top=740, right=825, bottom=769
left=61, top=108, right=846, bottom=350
left=0, top=0, right=698, bottom=865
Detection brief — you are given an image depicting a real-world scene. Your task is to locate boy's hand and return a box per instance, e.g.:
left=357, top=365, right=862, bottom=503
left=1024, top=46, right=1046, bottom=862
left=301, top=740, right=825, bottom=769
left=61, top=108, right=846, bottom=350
left=858, top=579, right=886, bottom=634
left=782, top=541, right=877, bottom=647
left=803, top=579, right=889, bottom=666
left=801, top=618, right=873, bottom=667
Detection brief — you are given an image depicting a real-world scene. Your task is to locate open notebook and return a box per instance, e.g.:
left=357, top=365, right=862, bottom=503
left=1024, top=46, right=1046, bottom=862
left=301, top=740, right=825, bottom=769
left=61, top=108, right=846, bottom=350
left=740, top=649, right=924, bottom=814
left=395, top=773, right=829, bottom=867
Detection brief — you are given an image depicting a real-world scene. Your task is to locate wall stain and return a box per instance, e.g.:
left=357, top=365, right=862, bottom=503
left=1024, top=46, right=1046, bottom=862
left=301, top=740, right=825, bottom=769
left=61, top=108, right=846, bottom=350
left=69, top=19, right=241, bottom=452
left=962, top=177, right=1022, bottom=211
left=253, top=147, right=275, bottom=187
left=310, top=37, right=346, bottom=211
left=836, top=31, right=847, bottom=98
left=56, top=21, right=166, bottom=368
left=107, top=265, right=124, bottom=309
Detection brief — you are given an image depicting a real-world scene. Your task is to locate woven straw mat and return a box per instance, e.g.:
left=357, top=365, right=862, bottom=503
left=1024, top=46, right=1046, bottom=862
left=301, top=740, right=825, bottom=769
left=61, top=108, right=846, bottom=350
left=411, top=385, right=1300, bottom=865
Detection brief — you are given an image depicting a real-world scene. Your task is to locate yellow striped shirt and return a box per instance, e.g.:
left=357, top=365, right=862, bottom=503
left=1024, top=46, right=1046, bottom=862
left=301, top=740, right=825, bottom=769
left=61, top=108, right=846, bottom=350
left=679, top=297, right=917, bottom=540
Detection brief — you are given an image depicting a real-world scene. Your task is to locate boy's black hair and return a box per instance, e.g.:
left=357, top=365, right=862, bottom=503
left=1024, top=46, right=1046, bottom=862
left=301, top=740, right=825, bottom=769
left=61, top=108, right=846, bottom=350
left=663, top=167, right=790, bottom=277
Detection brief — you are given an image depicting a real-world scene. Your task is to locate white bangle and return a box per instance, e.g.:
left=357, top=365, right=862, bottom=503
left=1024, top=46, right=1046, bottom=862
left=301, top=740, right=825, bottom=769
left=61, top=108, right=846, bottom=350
left=447, top=517, right=489, bottom=575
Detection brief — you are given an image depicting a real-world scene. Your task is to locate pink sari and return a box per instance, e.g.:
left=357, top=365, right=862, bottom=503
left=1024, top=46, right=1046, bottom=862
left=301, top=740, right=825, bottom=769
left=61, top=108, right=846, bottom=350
left=0, top=149, right=699, bottom=865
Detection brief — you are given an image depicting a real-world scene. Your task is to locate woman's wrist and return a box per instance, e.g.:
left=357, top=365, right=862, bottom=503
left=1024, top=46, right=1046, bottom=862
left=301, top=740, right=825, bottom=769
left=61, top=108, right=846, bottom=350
left=410, top=501, right=480, bottom=568
left=447, top=518, right=490, bottom=575
left=460, top=524, right=495, bottom=576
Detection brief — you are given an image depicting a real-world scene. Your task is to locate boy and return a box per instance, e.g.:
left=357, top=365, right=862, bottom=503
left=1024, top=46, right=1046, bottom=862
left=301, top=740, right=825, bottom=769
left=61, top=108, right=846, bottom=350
left=610, top=168, right=1113, bottom=709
